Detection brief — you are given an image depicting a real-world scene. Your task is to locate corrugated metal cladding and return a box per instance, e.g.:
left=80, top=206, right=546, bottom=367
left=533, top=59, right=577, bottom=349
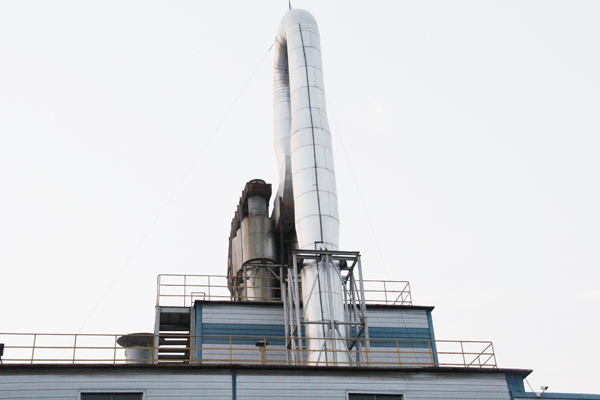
left=0, top=367, right=515, bottom=400
left=237, top=370, right=512, bottom=400
left=200, top=302, right=286, bottom=325
left=197, top=302, right=435, bottom=340
left=0, top=370, right=232, bottom=400
left=196, top=302, right=437, bottom=366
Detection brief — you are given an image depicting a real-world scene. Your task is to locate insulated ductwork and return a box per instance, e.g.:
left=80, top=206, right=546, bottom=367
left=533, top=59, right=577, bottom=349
left=273, top=9, right=348, bottom=364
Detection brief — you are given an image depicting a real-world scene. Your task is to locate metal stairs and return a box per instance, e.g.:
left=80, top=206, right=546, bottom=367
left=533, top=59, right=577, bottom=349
left=154, top=307, right=192, bottom=363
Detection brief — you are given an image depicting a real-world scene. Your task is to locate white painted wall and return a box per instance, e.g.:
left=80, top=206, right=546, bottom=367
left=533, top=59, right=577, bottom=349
left=0, top=370, right=232, bottom=400
left=237, top=370, right=512, bottom=400
left=0, top=368, right=513, bottom=400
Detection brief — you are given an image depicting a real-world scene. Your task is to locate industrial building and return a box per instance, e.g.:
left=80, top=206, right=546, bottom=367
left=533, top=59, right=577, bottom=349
left=1, top=8, right=599, bottom=400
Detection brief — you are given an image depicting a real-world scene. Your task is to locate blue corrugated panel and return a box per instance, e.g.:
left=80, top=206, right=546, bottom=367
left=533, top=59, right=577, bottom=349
left=368, top=327, right=432, bottom=348
left=202, top=323, right=287, bottom=345
left=201, top=324, right=431, bottom=348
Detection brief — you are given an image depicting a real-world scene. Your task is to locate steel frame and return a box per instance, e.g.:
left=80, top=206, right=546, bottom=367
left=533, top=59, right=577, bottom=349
left=233, top=261, right=283, bottom=302
left=282, top=249, right=370, bottom=366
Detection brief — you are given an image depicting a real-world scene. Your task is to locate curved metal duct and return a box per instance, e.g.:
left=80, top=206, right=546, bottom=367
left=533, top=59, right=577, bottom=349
left=273, top=9, right=348, bottom=364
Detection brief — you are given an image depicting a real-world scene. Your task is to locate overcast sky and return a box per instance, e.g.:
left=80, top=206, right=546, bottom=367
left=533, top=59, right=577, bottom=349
left=1, top=0, right=599, bottom=395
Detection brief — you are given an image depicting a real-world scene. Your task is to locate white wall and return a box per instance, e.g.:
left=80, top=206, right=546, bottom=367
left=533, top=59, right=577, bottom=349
left=236, top=370, right=511, bottom=400
left=0, top=367, right=513, bottom=400
left=0, top=370, right=231, bottom=400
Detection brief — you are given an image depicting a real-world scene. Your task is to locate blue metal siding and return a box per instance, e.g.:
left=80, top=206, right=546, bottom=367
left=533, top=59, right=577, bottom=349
left=194, top=302, right=203, bottom=361
left=202, top=323, right=286, bottom=345
left=367, top=308, right=430, bottom=329
left=367, top=327, right=432, bottom=348
left=426, top=309, right=439, bottom=365
left=195, top=303, right=437, bottom=351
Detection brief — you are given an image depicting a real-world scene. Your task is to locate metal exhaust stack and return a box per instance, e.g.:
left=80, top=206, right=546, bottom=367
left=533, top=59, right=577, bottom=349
left=273, top=9, right=349, bottom=364
left=117, top=333, right=154, bottom=364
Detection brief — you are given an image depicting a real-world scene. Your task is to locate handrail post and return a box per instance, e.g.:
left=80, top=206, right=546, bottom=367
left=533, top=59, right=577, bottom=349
left=72, top=335, right=78, bottom=363
left=156, top=275, right=161, bottom=306
left=331, top=337, right=336, bottom=366
left=383, top=281, right=388, bottom=304
left=427, top=340, right=434, bottom=366
left=31, top=334, right=37, bottom=364
left=264, top=337, right=268, bottom=365
left=184, top=275, right=187, bottom=306
left=113, top=335, right=118, bottom=364
left=364, top=337, right=370, bottom=367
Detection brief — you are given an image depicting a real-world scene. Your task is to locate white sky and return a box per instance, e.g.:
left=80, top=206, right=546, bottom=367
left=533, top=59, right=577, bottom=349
left=1, top=0, right=599, bottom=394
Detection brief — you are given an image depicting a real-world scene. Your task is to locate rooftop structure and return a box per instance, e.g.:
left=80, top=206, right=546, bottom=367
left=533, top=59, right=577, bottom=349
left=1, top=7, right=599, bottom=400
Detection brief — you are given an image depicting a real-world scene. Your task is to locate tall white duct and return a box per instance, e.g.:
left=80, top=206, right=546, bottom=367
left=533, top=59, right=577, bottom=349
left=273, top=9, right=349, bottom=364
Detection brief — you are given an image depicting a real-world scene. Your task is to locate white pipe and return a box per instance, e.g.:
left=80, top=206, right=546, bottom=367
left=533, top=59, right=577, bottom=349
left=273, top=9, right=348, bottom=364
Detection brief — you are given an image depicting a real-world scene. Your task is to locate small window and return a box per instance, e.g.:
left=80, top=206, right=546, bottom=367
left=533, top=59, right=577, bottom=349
left=348, top=395, right=403, bottom=400
left=81, top=394, right=143, bottom=400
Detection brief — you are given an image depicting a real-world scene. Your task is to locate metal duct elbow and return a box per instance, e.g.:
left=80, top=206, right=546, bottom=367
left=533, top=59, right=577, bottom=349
left=274, top=9, right=348, bottom=365
left=273, top=9, right=339, bottom=251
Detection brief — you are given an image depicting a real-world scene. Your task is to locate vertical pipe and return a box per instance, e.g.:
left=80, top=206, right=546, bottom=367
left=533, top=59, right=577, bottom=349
left=273, top=9, right=348, bottom=365
left=231, top=368, right=237, bottom=400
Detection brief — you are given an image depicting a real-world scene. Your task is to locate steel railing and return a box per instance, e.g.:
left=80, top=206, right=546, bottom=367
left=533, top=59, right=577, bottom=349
left=0, top=333, right=495, bottom=368
left=156, top=274, right=412, bottom=307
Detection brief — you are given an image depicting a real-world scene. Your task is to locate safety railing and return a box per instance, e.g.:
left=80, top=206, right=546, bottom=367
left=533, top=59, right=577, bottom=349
left=363, top=280, right=412, bottom=305
left=156, top=274, right=412, bottom=307
left=0, top=333, right=495, bottom=368
left=156, top=274, right=232, bottom=306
